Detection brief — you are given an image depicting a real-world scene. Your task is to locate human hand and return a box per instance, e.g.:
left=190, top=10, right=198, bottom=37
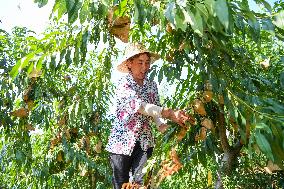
left=162, top=108, right=196, bottom=128
left=170, top=109, right=194, bottom=128
left=158, top=124, right=169, bottom=133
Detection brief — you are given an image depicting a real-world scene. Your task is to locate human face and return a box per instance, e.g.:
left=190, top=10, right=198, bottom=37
left=127, top=53, right=151, bottom=83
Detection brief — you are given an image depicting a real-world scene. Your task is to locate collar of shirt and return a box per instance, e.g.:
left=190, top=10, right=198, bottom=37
left=126, top=73, right=150, bottom=89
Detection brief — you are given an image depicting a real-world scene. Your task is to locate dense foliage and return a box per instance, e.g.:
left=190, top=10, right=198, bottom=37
left=1, top=0, right=284, bottom=188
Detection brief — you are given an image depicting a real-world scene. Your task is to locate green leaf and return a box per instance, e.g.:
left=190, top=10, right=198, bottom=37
left=196, top=3, right=209, bottom=21
left=255, top=130, right=274, bottom=161
left=115, top=0, right=128, bottom=17
left=22, top=52, right=37, bottom=69
left=27, top=62, right=34, bottom=74
left=214, top=0, right=229, bottom=30
left=204, top=0, right=215, bottom=16
left=97, top=3, right=108, bottom=19
left=34, top=0, right=48, bottom=8
left=237, top=0, right=250, bottom=11
left=248, top=15, right=260, bottom=42
left=280, top=72, right=284, bottom=89
left=75, top=101, right=80, bottom=116
left=283, top=131, right=284, bottom=149
left=263, top=98, right=284, bottom=114
left=133, top=0, right=145, bottom=26
left=258, top=0, right=272, bottom=11
left=271, top=141, right=284, bottom=164
left=175, top=6, right=187, bottom=31
left=237, top=111, right=246, bottom=130
left=80, top=30, right=89, bottom=63
left=235, top=15, right=245, bottom=30
left=184, top=7, right=203, bottom=37
left=86, top=99, right=92, bottom=113
left=270, top=124, right=283, bottom=142
left=16, top=150, right=23, bottom=161
left=79, top=1, right=89, bottom=24
left=255, top=122, right=272, bottom=134
left=149, top=65, right=157, bottom=81
left=261, top=18, right=275, bottom=34
left=73, top=46, right=80, bottom=65
left=52, top=0, right=66, bottom=20
left=65, top=0, right=74, bottom=12
left=158, top=67, right=163, bottom=84
left=65, top=49, right=72, bottom=66
left=273, top=10, right=284, bottom=30
left=165, top=2, right=176, bottom=25
left=65, top=0, right=82, bottom=24
left=9, top=60, right=21, bottom=78
left=36, top=54, right=45, bottom=70
left=9, top=51, right=36, bottom=79
left=59, top=49, right=66, bottom=64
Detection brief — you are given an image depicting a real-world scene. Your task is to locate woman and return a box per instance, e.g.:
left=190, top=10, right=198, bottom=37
left=106, top=43, right=195, bottom=189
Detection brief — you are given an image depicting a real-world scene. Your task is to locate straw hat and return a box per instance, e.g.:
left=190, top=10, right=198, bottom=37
left=117, top=43, right=160, bottom=73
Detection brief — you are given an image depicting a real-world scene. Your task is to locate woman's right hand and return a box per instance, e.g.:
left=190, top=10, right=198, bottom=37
left=162, top=108, right=196, bottom=128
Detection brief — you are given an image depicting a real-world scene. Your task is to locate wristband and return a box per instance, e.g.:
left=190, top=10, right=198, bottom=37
left=153, top=117, right=166, bottom=127
left=139, top=102, right=163, bottom=117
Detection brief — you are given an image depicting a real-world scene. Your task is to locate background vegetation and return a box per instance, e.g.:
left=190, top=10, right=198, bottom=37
left=1, top=0, right=284, bottom=188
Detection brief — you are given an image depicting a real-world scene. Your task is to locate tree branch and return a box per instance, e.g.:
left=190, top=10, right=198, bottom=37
left=218, top=104, right=230, bottom=152
left=232, top=140, right=243, bottom=156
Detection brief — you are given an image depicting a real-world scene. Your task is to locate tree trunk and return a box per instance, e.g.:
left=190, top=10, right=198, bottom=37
left=214, top=171, right=224, bottom=189
left=221, top=147, right=240, bottom=175
left=214, top=103, right=244, bottom=189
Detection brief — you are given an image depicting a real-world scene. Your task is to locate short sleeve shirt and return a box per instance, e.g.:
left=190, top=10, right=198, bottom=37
left=106, top=74, right=161, bottom=156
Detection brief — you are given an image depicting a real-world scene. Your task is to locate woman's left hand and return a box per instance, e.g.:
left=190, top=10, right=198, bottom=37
left=162, top=108, right=196, bottom=128
left=158, top=124, right=169, bottom=133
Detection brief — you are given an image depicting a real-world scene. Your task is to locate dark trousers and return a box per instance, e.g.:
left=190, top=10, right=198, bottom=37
left=109, top=142, right=153, bottom=189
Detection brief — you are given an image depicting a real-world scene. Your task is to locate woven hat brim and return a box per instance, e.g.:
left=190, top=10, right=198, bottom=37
left=117, top=52, right=160, bottom=73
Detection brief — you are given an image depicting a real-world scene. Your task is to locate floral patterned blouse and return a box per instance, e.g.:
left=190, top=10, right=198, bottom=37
left=106, top=74, right=161, bottom=156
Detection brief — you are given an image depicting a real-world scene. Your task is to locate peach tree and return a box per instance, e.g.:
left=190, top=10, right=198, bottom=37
left=1, top=0, right=284, bottom=188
